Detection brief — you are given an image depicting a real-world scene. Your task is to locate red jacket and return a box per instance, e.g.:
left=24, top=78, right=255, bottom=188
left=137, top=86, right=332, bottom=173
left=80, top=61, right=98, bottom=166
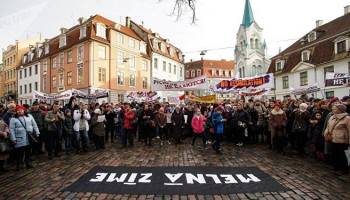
left=123, top=110, right=136, bottom=129
left=191, top=115, right=206, bottom=134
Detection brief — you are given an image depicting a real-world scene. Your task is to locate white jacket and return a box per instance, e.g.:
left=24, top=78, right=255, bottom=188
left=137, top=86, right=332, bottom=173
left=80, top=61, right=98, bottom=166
left=73, top=109, right=91, bottom=132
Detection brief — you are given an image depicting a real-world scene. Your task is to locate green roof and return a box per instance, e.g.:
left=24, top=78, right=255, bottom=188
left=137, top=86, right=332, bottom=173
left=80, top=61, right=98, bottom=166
left=242, top=0, right=254, bottom=28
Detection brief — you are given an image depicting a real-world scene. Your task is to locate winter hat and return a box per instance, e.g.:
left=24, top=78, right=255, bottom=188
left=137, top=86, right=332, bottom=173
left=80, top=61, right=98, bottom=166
left=94, top=108, right=102, bottom=115
left=335, top=104, right=347, bottom=113
left=329, top=97, right=339, bottom=105
left=16, top=105, right=26, bottom=111
left=299, top=103, right=308, bottom=111
left=159, top=107, right=165, bottom=113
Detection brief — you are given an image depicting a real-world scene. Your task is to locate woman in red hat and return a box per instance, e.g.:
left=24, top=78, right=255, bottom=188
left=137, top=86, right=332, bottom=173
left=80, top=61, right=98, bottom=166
left=9, top=105, right=40, bottom=170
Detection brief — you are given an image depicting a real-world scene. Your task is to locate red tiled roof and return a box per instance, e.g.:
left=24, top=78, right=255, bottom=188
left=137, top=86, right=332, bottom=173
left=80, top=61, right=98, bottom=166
left=185, top=59, right=235, bottom=70
left=118, top=26, right=142, bottom=41
left=268, top=13, right=350, bottom=74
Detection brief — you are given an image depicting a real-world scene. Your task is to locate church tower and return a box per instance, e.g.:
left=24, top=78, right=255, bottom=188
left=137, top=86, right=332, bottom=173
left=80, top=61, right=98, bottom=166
left=235, top=0, right=270, bottom=78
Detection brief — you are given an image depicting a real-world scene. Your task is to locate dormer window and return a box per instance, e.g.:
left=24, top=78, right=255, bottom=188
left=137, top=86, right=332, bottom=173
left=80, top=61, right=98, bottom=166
left=59, top=35, right=66, bottom=48
left=44, top=44, right=49, bottom=54
left=96, top=23, right=106, bottom=39
left=308, top=31, right=317, bottom=42
left=334, top=36, right=349, bottom=54
left=301, top=50, right=311, bottom=62
left=140, top=42, right=146, bottom=54
left=275, top=60, right=285, bottom=71
left=23, top=55, right=27, bottom=64
left=152, top=39, right=158, bottom=50
left=79, top=25, right=87, bottom=39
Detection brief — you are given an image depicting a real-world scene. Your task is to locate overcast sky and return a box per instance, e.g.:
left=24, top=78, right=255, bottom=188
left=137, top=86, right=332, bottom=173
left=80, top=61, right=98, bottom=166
left=0, top=0, right=349, bottom=62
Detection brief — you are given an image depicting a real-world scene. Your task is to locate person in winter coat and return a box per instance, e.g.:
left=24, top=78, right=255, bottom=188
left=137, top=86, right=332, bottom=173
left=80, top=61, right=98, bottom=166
left=324, top=104, right=350, bottom=174
left=91, top=108, right=105, bottom=150
left=254, top=101, right=267, bottom=143
left=63, top=109, right=74, bottom=154
left=0, top=119, right=10, bottom=172
left=212, top=106, right=226, bottom=153
left=171, top=106, right=185, bottom=144
left=191, top=108, right=206, bottom=147
left=247, top=103, right=259, bottom=144
left=29, top=101, right=45, bottom=155
left=139, top=104, right=155, bottom=146
left=104, top=104, right=116, bottom=143
left=9, top=105, right=40, bottom=170
left=308, top=111, right=325, bottom=160
left=232, top=103, right=250, bottom=147
left=73, top=104, right=91, bottom=152
left=155, top=107, right=167, bottom=146
left=292, top=103, right=311, bottom=155
left=2, top=103, right=16, bottom=125
left=269, top=104, right=288, bottom=153
left=123, top=104, right=136, bottom=148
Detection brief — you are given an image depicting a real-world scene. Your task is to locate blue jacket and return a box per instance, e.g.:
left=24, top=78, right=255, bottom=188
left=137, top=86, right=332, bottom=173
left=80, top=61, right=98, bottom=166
left=9, top=114, right=40, bottom=148
left=212, top=112, right=224, bottom=134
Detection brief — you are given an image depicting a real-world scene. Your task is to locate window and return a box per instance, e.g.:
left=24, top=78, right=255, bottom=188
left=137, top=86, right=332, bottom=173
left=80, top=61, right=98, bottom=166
left=43, top=60, right=47, bottom=75
left=168, top=63, right=171, bottom=73
left=78, top=67, right=83, bottom=83
left=35, top=65, right=38, bottom=74
left=300, top=71, right=308, bottom=86
left=154, top=58, right=158, bottom=69
left=117, top=94, right=124, bottom=103
left=255, top=39, right=259, bottom=49
left=98, top=67, right=106, bottom=82
left=53, top=56, right=58, bottom=68
left=52, top=76, right=57, bottom=88
left=302, top=51, right=310, bottom=62
left=29, top=67, right=32, bottom=76
left=98, top=46, right=106, bottom=59
left=67, top=72, right=72, bottom=85
left=325, top=91, right=334, bottom=99
left=142, top=77, right=148, bottom=89
left=336, top=40, right=346, bottom=54
left=34, top=82, right=38, bottom=91
left=180, top=67, right=183, bottom=77
left=173, top=65, right=177, bottom=74
left=142, top=60, right=148, bottom=71
left=129, top=74, right=136, bottom=86
left=24, top=68, right=27, bottom=77
left=129, top=56, right=135, bottom=69
left=128, top=39, right=135, bottom=48
left=24, top=85, right=27, bottom=93
left=197, top=69, right=201, bottom=76
left=43, top=76, right=46, bottom=91
left=140, top=43, right=146, bottom=54
left=163, top=61, right=166, bottom=71
left=276, top=60, right=284, bottom=71
left=96, top=23, right=106, bottom=39
left=186, top=70, right=190, bottom=78
left=324, top=66, right=334, bottom=81
left=44, top=44, right=49, bottom=55
left=59, top=53, right=64, bottom=66
left=308, top=32, right=317, bottom=42
left=67, top=50, right=73, bottom=63
left=78, top=46, right=84, bottom=63
left=117, top=72, right=124, bottom=85
left=79, top=25, right=87, bottom=39
left=191, top=70, right=195, bottom=77
left=58, top=73, right=64, bottom=87
left=59, top=35, right=66, bottom=48
left=118, top=52, right=125, bottom=64
left=282, top=76, right=289, bottom=89
left=250, top=38, right=254, bottom=48
left=117, top=33, right=124, bottom=44
left=29, top=83, right=32, bottom=93
left=19, top=85, right=23, bottom=94
left=19, top=70, right=22, bottom=79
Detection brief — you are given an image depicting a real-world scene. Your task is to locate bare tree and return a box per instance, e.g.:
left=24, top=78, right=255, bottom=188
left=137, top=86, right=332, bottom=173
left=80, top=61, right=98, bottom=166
left=160, top=0, right=197, bottom=23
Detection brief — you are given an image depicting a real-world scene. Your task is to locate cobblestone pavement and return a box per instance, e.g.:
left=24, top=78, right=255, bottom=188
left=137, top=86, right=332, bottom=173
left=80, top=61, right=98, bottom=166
left=0, top=140, right=349, bottom=200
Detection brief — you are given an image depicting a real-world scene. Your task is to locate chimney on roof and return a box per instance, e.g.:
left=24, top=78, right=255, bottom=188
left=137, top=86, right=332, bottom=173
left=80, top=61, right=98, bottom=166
left=316, top=20, right=323, bottom=28
left=345, top=5, right=350, bottom=15
left=60, top=27, right=67, bottom=34
left=78, top=17, right=86, bottom=24
left=125, top=16, right=131, bottom=28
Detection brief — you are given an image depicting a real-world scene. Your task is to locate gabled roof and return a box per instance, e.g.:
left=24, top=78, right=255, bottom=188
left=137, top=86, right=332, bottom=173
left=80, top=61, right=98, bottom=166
left=268, top=13, right=350, bottom=74
left=242, top=0, right=255, bottom=28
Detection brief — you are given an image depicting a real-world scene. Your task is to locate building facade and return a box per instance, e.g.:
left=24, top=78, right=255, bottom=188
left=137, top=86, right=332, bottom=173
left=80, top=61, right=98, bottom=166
left=185, top=59, right=235, bottom=98
left=129, top=19, right=185, bottom=101
left=1, top=37, right=41, bottom=102
left=268, top=6, right=350, bottom=100
left=234, top=0, right=270, bottom=78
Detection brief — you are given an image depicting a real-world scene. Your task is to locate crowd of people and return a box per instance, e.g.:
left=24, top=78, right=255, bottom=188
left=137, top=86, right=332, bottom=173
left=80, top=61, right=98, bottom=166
left=0, top=95, right=349, bottom=175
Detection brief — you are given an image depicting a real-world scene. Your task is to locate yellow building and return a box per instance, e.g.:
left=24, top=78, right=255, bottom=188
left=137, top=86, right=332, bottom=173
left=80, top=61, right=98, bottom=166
left=2, top=37, right=41, bottom=101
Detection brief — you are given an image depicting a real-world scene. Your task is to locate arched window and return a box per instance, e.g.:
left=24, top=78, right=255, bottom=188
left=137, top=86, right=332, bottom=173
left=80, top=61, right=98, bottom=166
left=255, top=39, right=259, bottom=49
left=250, top=38, right=254, bottom=48
left=252, top=65, right=256, bottom=75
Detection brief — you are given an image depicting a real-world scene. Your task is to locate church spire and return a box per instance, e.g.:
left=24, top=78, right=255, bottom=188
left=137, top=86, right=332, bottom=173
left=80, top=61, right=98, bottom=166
left=242, top=0, right=254, bottom=28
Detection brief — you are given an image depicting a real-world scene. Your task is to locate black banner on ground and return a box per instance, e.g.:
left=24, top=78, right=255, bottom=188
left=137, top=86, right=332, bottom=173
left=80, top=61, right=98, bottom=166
left=63, top=166, right=287, bottom=195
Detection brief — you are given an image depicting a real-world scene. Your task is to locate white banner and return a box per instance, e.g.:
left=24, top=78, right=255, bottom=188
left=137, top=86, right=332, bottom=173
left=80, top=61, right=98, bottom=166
left=32, top=90, right=72, bottom=100
left=152, top=76, right=208, bottom=91
left=290, top=84, right=320, bottom=95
